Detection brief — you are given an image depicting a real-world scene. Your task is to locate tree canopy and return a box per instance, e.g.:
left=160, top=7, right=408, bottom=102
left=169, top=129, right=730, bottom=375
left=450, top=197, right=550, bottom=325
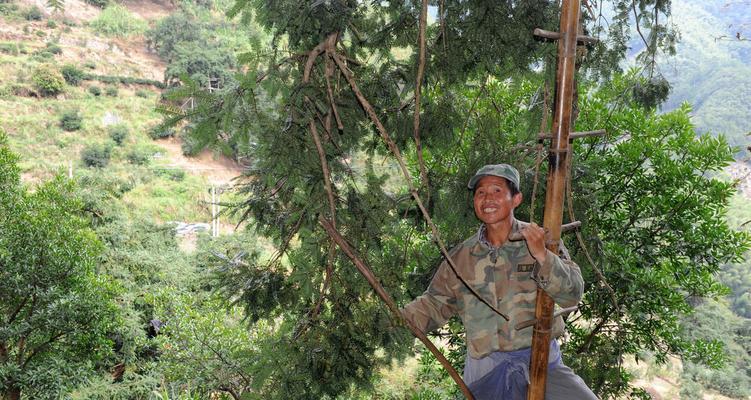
left=157, top=1, right=749, bottom=398
left=0, top=132, right=120, bottom=400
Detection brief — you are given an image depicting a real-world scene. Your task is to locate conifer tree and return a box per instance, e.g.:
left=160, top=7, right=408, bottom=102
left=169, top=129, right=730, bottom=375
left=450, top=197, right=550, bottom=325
left=159, top=1, right=747, bottom=398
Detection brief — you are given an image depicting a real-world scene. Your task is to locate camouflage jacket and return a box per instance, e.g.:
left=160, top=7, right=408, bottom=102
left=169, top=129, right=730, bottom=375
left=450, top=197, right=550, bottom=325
left=402, top=219, right=583, bottom=359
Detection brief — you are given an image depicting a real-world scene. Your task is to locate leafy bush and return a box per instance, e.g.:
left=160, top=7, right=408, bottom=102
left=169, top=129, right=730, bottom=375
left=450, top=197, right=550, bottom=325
left=61, top=64, right=85, bottom=85
left=31, top=64, right=65, bottom=96
left=148, top=126, right=175, bottom=140
left=88, top=86, right=101, bottom=96
left=24, top=5, right=42, bottom=21
left=0, top=4, right=20, bottom=16
left=84, top=60, right=96, bottom=69
left=126, top=146, right=153, bottom=165
left=81, top=143, right=111, bottom=168
left=108, top=124, right=128, bottom=145
left=59, top=110, right=83, bottom=131
left=135, top=89, right=149, bottom=98
left=90, top=5, right=147, bottom=37
left=104, top=86, right=118, bottom=97
left=46, top=19, right=57, bottom=28
left=44, top=42, right=62, bottom=54
left=0, top=42, right=26, bottom=55
left=84, top=0, right=109, bottom=7
left=155, top=168, right=185, bottom=182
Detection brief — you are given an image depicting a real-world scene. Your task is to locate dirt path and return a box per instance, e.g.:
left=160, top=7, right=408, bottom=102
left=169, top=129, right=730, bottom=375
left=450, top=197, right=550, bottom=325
left=155, top=138, right=244, bottom=185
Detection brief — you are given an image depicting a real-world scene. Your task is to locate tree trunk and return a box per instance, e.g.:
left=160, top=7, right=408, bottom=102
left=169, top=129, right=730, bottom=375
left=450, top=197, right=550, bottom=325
left=4, top=387, right=21, bottom=400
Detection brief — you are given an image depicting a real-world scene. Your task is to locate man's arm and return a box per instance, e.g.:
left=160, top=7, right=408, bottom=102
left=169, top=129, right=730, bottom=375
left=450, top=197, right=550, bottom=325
left=532, top=245, right=584, bottom=307
left=520, top=223, right=583, bottom=307
left=401, top=260, right=460, bottom=334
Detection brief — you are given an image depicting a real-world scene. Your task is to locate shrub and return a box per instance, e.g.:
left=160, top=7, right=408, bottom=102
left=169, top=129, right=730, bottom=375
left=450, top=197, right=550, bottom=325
left=62, top=17, right=76, bottom=27
left=105, top=86, right=118, bottom=97
left=90, top=5, right=147, bottom=38
left=126, top=147, right=152, bottom=165
left=24, top=6, right=42, bottom=21
left=148, top=126, right=175, bottom=140
left=88, top=86, right=101, bottom=96
left=108, top=124, right=128, bottom=145
left=0, top=42, right=26, bottom=55
left=81, top=144, right=111, bottom=168
left=61, top=64, right=85, bottom=86
left=0, top=4, right=20, bottom=16
left=84, top=0, right=109, bottom=7
left=59, top=110, right=83, bottom=131
left=84, top=60, right=96, bottom=69
left=44, top=42, right=62, bottom=54
left=46, top=20, right=57, bottom=28
left=156, top=168, right=185, bottom=182
left=135, top=89, right=149, bottom=98
left=31, top=64, right=65, bottom=96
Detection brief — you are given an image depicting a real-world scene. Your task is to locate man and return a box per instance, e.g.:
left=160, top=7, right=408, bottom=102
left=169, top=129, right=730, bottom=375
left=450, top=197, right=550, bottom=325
left=402, top=164, right=597, bottom=399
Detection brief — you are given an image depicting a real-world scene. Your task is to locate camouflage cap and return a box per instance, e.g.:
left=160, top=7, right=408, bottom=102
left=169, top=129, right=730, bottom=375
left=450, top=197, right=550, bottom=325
left=467, top=164, right=520, bottom=191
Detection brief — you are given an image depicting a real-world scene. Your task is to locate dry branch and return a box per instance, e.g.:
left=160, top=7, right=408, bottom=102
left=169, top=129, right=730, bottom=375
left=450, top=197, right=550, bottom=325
left=318, top=217, right=475, bottom=400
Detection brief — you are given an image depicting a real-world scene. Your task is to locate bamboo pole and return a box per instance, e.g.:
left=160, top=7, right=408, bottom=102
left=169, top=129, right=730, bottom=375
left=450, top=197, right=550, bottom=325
left=527, top=0, right=581, bottom=398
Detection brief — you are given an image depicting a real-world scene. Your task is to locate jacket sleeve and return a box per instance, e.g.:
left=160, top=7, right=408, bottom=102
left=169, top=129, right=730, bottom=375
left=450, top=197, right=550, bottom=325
left=533, top=241, right=583, bottom=308
left=401, top=260, right=460, bottom=334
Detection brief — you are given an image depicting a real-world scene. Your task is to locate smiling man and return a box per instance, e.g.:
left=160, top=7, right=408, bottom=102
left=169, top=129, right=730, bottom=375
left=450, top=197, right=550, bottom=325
left=402, top=164, right=597, bottom=399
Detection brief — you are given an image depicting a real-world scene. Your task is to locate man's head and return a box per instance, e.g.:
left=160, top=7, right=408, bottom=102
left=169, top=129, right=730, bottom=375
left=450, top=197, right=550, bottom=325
left=467, top=164, right=521, bottom=195
left=468, top=164, right=522, bottom=226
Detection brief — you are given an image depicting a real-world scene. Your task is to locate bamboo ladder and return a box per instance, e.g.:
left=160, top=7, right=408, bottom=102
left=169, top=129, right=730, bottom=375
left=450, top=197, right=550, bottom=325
left=527, top=0, right=605, bottom=399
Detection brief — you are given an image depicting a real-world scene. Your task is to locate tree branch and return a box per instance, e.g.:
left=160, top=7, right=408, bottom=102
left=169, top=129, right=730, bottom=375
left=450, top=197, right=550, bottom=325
left=414, top=0, right=430, bottom=205
left=330, top=51, right=509, bottom=322
left=318, top=217, right=475, bottom=400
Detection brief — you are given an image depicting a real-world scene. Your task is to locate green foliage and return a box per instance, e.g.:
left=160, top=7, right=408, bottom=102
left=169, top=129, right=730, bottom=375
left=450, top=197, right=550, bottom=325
left=81, top=143, right=112, bottom=168
left=61, top=63, right=85, bottom=85
left=148, top=126, right=176, bottom=140
left=108, top=124, right=129, bottom=145
left=88, top=85, right=102, bottom=96
left=146, top=11, right=237, bottom=88
left=126, top=145, right=153, bottom=166
left=89, top=4, right=147, bottom=38
left=105, top=85, right=118, bottom=97
left=85, top=73, right=166, bottom=88
left=135, top=89, right=150, bottom=98
left=0, top=41, right=27, bottom=55
left=84, top=0, right=108, bottom=7
left=45, top=19, right=57, bottom=28
left=44, top=41, right=62, bottom=54
left=24, top=5, right=42, bottom=21
left=31, top=64, right=65, bottom=96
left=84, top=60, right=96, bottom=69
left=59, top=109, right=83, bottom=131
left=155, top=168, right=186, bottom=182
left=0, top=134, right=120, bottom=399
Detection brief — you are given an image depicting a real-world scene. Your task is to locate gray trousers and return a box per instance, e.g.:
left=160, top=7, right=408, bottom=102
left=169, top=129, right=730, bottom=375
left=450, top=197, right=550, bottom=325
left=463, top=341, right=598, bottom=400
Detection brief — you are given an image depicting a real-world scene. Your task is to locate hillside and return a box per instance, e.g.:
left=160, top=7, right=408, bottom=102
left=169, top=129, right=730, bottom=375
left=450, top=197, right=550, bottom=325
left=0, top=1, right=749, bottom=399
left=0, top=0, right=242, bottom=226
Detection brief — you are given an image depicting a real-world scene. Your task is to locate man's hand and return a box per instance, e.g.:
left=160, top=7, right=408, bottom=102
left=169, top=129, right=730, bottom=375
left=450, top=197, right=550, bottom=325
left=520, top=222, right=548, bottom=264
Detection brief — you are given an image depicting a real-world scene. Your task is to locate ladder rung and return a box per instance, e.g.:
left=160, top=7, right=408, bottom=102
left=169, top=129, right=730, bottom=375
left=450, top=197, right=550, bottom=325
left=538, top=129, right=606, bottom=141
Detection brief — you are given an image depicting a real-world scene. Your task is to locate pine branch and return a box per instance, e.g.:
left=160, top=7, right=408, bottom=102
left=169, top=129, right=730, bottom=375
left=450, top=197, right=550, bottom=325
left=318, top=217, right=475, bottom=400
left=331, top=51, right=509, bottom=322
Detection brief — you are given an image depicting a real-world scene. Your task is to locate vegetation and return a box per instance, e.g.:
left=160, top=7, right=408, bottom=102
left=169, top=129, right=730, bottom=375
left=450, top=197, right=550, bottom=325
left=89, top=5, right=147, bottom=38
left=31, top=64, right=64, bottom=97
left=0, top=132, right=120, bottom=400
left=0, top=0, right=749, bottom=399
left=61, top=64, right=85, bottom=86
left=81, top=143, right=112, bottom=168
left=59, top=109, right=83, bottom=131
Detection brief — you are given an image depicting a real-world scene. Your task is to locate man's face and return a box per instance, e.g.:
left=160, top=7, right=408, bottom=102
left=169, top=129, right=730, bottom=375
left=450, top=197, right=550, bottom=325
left=473, top=175, right=522, bottom=226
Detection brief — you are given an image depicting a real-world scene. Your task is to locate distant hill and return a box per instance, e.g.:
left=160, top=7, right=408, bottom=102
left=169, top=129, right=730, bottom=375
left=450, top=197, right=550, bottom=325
left=658, top=0, right=751, bottom=150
